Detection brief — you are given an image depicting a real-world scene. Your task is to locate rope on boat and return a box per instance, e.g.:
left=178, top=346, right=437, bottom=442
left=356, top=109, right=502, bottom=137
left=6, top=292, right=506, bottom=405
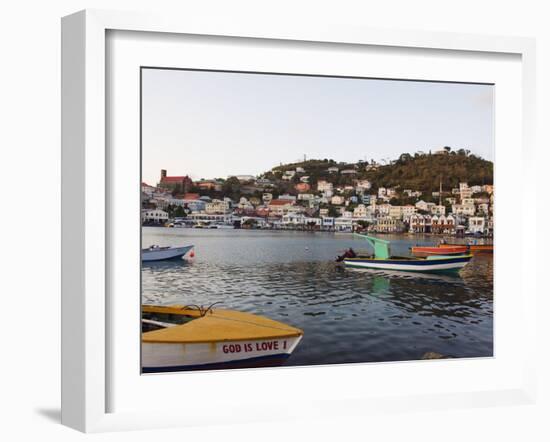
left=180, top=301, right=222, bottom=317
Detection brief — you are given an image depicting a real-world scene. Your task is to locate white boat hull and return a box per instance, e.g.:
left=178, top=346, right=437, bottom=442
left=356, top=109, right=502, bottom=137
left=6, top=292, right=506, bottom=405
left=343, top=255, right=472, bottom=273
left=142, top=335, right=302, bottom=372
left=141, top=245, right=194, bottom=262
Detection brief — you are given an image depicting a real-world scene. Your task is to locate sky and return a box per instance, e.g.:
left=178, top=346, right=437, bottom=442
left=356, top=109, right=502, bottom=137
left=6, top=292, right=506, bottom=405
left=141, top=68, right=494, bottom=186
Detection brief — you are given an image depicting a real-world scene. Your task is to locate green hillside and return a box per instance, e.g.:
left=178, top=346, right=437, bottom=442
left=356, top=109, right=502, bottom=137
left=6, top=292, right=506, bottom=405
left=263, top=150, right=493, bottom=193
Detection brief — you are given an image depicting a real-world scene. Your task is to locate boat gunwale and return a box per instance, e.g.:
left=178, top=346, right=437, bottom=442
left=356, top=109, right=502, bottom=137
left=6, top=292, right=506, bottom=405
left=142, top=331, right=304, bottom=345
left=343, top=254, right=473, bottom=264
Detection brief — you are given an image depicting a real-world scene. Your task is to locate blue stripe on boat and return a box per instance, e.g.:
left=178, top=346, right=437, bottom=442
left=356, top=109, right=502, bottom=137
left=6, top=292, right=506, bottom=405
left=344, top=256, right=472, bottom=266
left=142, top=353, right=291, bottom=373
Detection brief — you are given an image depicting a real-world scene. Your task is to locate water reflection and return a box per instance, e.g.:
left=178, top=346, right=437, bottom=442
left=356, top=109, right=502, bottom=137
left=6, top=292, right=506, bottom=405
left=142, top=228, right=493, bottom=365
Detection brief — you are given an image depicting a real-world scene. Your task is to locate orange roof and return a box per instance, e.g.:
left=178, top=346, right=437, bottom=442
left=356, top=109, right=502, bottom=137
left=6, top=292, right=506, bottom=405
left=269, top=199, right=295, bottom=206
left=183, top=193, right=200, bottom=200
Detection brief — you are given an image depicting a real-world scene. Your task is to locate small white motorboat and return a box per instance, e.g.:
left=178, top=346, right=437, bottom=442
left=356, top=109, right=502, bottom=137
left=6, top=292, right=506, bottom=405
left=141, top=245, right=194, bottom=262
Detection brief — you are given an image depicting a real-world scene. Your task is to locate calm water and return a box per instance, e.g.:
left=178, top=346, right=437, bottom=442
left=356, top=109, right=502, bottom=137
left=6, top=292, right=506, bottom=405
left=142, top=228, right=493, bottom=366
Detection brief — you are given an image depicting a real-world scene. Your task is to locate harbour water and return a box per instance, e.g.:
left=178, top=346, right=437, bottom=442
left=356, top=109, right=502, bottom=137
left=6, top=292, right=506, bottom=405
left=142, top=227, right=493, bottom=367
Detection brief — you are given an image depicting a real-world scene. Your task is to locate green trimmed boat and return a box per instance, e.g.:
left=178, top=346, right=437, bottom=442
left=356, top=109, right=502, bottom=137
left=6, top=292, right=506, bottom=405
left=340, top=234, right=473, bottom=274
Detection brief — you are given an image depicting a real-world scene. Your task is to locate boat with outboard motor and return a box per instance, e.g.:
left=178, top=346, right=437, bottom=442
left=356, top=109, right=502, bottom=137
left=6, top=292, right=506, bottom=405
left=338, top=234, right=472, bottom=274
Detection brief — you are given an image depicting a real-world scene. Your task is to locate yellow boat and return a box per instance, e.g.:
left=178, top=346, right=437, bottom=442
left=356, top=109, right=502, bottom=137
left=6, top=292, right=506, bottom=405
left=142, top=304, right=304, bottom=372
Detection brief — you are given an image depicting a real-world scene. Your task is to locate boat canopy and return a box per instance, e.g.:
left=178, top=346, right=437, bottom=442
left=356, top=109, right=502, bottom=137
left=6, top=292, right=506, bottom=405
left=354, top=234, right=390, bottom=259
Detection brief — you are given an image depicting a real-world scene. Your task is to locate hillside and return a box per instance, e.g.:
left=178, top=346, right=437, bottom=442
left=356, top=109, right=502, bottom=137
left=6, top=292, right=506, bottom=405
left=263, top=150, right=493, bottom=193
left=364, top=152, right=493, bottom=192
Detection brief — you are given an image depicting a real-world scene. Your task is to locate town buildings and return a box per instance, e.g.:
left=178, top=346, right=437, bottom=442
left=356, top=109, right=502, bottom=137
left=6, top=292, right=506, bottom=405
left=143, top=168, right=493, bottom=235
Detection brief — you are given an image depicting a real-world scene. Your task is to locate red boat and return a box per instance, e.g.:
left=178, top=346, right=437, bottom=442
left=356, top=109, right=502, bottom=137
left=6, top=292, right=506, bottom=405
left=411, top=245, right=468, bottom=257
left=440, top=243, right=493, bottom=254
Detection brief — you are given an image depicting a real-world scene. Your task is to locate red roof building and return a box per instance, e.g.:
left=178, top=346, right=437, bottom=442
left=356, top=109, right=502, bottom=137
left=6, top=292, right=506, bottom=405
left=158, top=169, right=193, bottom=192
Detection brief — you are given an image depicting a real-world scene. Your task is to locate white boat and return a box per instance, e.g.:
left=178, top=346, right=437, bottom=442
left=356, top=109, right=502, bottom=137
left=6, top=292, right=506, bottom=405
left=212, top=223, right=234, bottom=229
left=338, top=235, right=472, bottom=274
left=142, top=304, right=303, bottom=372
left=141, top=245, right=194, bottom=262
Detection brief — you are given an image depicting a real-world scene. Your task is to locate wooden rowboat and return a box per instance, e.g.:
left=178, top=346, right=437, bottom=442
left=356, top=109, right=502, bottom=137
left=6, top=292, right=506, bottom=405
left=411, top=245, right=468, bottom=257
left=439, top=243, right=493, bottom=254
left=142, top=304, right=303, bottom=372
left=341, top=235, right=472, bottom=274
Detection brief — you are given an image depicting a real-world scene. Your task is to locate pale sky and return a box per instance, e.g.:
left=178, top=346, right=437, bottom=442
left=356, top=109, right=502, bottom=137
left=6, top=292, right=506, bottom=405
left=141, top=68, right=494, bottom=186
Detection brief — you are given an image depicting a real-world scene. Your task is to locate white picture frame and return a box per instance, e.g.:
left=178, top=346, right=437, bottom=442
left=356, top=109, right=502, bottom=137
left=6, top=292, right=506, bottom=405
left=61, top=9, right=537, bottom=433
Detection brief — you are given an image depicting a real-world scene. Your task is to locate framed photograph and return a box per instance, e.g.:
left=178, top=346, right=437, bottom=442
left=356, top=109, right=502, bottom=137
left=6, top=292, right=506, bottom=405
left=61, top=9, right=537, bottom=432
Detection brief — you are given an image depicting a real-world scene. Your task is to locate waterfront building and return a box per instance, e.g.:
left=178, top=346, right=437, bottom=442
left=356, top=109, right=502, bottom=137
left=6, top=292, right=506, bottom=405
left=321, top=216, right=335, bottom=230
left=268, top=199, right=296, bottom=216
left=157, top=169, right=193, bottom=193
left=141, top=209, right=168, bottom=224
left=304, top=217, right=322, bottom=228
left=335, top=216, right=353, bottom=232
left=468, top=216, right=486, bottom=234
left=375, top=216, right=405, bottom=233
left=205, top=199, right=230, bottom=214
left=409, top=214, right=433, bottom=233
left=353, top=204, right=368, bottom=218
left=431, top=215, right=456, bottom=234
left=281, top=213, right=306, bottom=227
left=187, top=213, right=233, bottom=224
